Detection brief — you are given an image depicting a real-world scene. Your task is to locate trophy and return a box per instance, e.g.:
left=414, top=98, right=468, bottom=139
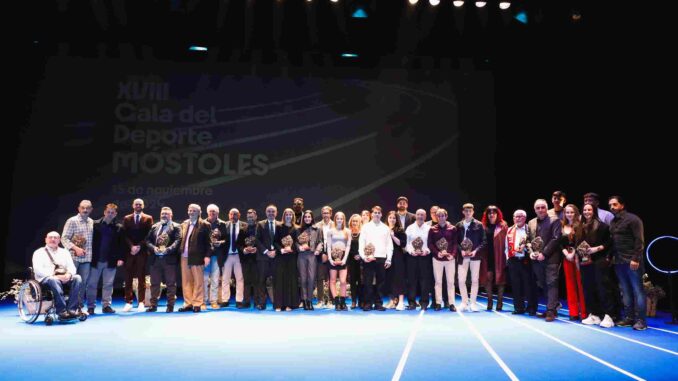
left=156, top=232, right=169, bottom=252
left=69, top=234, right=87, bottom=255
left=527, top=236, right=543, bottom=260
left=436, top=238, right=450, bottom=259
left=331, top=242, right=346, bottom=262
left=364, top=243, right=376, bottom=259
left=515, top=236, right=526, bottom=258
left=298, top=231, right=310, bottom=250
left=281, top=235, right=294, bottom=250
left=564, top=246, right=576, bottom=262
left=412, top=236, right=424, bottom=255
left=576, top=240, right=592, bottom=264
left=460, top=238, right=473, bottom=257
left=244, top=235, right=256, bottom=254
left=211, top=228, right=222, bottom=244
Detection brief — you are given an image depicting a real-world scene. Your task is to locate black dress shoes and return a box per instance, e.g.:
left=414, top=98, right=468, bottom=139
left=178, top=305, right=194, bottom=312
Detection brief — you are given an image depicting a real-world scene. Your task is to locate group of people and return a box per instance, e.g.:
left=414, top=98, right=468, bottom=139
left=32, top=192, right=647, bottom=331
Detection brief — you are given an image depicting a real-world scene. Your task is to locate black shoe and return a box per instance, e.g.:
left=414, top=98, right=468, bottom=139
left=528, top=310, right=537, bottom=316
left=407, top=304, right=417, bottom=310
left=434, top=304, right=442, bottom=311
left=166, top=306, right=174, bottom=313
left=236, top=302, right=244, bottom=309
left=308, top=301, right=314, bottom=311
left=363, top=305, right=373, bottom=311
left=536, top=312, right=547, bottom=318
left=87, top=308, right=95, bottom=315
left=339, top=297, right=347, bottom=311
left=449, top=304, right=457, bottom=312
left=242, top=303, right=251, bottom=309
left=69, top=310, right=80, bottom=318
left=421, top=305, right=428, bottom=311
left=102, top=306, right=116, bottom=314
left=219, top=302, right=230, bottom=308
left=569, top=315, right=580, bottom=321
left=58, top=311, right=75, bottom=321
left=415, top=301, right=421, bottom=308
left=512, top=310, right=525, bottom=315
left=193, top=306, right=201, bottom=313
left=178, top=305, right=194, bottom=312
left=615, top=318, right=634, bottom=327
left=375, top=305, right=386, bottom=311
left=444, top=302, right=450, bottom=308
left=256, top=304, right=266, bottom=310
left=633, top=319, right=647, bottom=331
left=335, top=297, right=340, bottom=311
left=146, top=306, right=157, bottom=312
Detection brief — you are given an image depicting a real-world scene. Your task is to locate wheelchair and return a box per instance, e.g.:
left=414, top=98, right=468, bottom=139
left=17, top=268, right=87, bottom=325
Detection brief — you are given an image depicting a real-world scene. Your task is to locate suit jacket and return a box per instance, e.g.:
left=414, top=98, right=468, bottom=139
left=239, top=223, right=259, bottom=263
left=256, top=219, right=282, bottom=261
left=527, top=215, right=562, bottom=265
left=145, top=221, right=182, bottom=266
left=179, top=218, right=212, bottom=266
left=398, top=212, right=416, bottom=230
left=122, top=212, right=154, bottom=255
left=91, top=217, right=124, bottom=268
left=455, top=218, right=488, bottom=261
left=219, top=220, right=248, bottom=267
left=206, top=218, right=228, bottom=260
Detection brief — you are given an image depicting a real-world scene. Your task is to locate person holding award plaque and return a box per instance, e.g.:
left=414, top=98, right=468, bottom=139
left=121, top=199, right=154, bottom=313
left=359, top=206, right=393, bottom=311
left=527, top=199, right=562, bottom=321
left=505, top=210, right=536, bottom=315
left=347, top=214, right=364, bottom=310
left=405, top=209, right=432, bottom=310
left=240, top=209, right=260, bottom=308
left=455, top=203, right=487, bottom=312
left=558, top=204, right=587, bottom=321
left=61, top=199, right=94, bottom=314
left=579, top=203, right=615, bottom=328
left=296, top=210, right=324, bottom=310
left=178, top=204, right=212, bottom=313
left=428, top=208, right=458, bottom=312
left=327, top=212, right=351, bottom=311
left=205, top=204, right=228, bottom=310
left=386, top=211, right=407, bottom=311
left=480, top=206, right=508, bottom=311
left=273, top=208, right=299, bottom=311
left=145, top=207, right=182, bottom=313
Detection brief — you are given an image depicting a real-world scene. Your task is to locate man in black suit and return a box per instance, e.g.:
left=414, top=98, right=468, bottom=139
left=254, top=205, right=281, bottom=310
left=220, top=208, right=248, bottom=308
left=240, top=209, right=259, bottom=308
left=87, top=203, right=124, bottom=315
left=396, top=196, right=416, bottom=229
left=122, top=198, right=154, bottom=312
left=145, top=207, right=182, bottom=313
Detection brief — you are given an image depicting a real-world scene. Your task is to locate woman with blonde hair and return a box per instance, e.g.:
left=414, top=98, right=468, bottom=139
left=326, top=211, right=351, bottom=310
left=347, top=214, right=363, bottom=309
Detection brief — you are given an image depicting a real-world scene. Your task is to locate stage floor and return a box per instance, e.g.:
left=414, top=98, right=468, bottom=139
left=1, top=294, right=676, bottom=381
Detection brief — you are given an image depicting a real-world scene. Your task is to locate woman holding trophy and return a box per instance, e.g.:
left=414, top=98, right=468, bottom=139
left=385, top=211, right=407, bottom=311
left=558, top=204, right=587, bottom=321
left=326, top=212, right=351, bottom=311
left=274, top=208, right=300, bottom=312
left=296, top=210, right=324, bottom=311
left=347, top=214, right=364, bottom=310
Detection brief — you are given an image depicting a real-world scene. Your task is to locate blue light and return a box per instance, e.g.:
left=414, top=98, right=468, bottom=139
left=515, top=11, right=528, bottom=24
left=341, top=53, right=358, bottom=58
left=352, top=8, right=368, bottom=18
left=189, top=46, right=208, bottom=52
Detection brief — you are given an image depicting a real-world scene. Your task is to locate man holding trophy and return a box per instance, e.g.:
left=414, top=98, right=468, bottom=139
left=505, top=210, right=536, bottom=315
left=145, top=207, right=182, bottom=313
left=428, top=208, right=458, bottom=312
left=61, top=199, right=94, bottom=314
left=405, top=209, right=432, bottom=311
left=205, top=204, right=228, bottom=310
left=359, top=206, right=393, bottom=311
left=456, top=203, right=487, bottom=312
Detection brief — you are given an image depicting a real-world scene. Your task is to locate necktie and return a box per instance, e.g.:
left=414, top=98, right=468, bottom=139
left=269, top=221, right=274, bottom=249
left=230, top=223, right=236, bottom=253
left=135, top=214, right=140, bottom=225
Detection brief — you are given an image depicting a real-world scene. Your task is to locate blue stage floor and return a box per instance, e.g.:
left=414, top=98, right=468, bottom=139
left=1, top=295, right=676, bottom=381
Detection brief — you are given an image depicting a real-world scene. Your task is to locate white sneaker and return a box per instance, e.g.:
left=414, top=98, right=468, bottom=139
left=384, top=300, right=394, bottom=309
left=459, top=302, right=468, bottom=312
left=315, top=302, right=325, bottom=309
left=470, top=303, right=480, bottom=312
left=137, top=302, right=145, bottom=312
left=600, top=314, right=615, bottom=328
left=396, top=303, right=405, bottom=311
left=122, top=303, right=133, bottom=312
left=326, top=302, right=334, bottom=309
left=582, top=314, right=601, bottom=325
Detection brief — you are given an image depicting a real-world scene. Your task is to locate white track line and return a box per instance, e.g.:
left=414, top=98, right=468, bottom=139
left=456, top=308, right=520, bottom=381
left=392, top=309, right=426, bottom=381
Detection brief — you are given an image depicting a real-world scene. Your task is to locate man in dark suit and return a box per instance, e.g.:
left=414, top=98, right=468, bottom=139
left=240, top=209, right=259, bottom=308
left=254, top=204, right=281, bottom=310
left=396, top=196, right=417, bottom=229
left=122, top=198, right=154, bottom=312
left=87, top=203, right=124, bottom=315
left=178, top=204, right=212, bottom=313
left=145, top=207, right=182, bottom=313
left=221, top=208, right=249, bottom=308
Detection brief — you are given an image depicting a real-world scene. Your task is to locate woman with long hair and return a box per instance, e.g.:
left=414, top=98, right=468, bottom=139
left=480, top=205, right=508, bottom=311
left=274, top=208, right=299, bottom=312
left=579, top=202, right=615, bottom=327
left=386, top=211, right=407, bottom=310
left=296, top=210, right=324, bottom=310
left=326, top=211, right=351, bottom=310
left=559, top=204, right=587, bottom=320
left=347, top=214, right=363, bottom=309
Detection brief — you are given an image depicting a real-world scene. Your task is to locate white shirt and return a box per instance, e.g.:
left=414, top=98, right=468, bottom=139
left=32, top=246, right=77, bottom=282
left=228, top=221, right=240, bottom=254
left=183, top=222, right=196, bottom=258
left=405, top=222, right=431, bottom=255
left=358, top=221, right=394, bottom=262
left=315, top=220, right=334, bottom=253
left=598, top=209, right=614, bottom=225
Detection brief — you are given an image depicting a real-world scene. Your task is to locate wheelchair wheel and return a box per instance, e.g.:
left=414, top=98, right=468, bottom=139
left=45, top=316, right=53, bottom=325
left=17, top=280, right=42, bottom=324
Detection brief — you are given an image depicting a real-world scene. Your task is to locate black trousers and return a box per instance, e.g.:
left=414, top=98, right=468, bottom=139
left=508, top=257, right=536, bottom=312
left=240, top=255, right=258, bottom=305
left=149, top=257, right=177, bottom=307
left=407, top=255, right=432, bottom=306
left=581, top=257, right=614, bottom=317
left=347, top=255, right=362, bottom=304
left=363, top=258, right=387, bottom=306
left=255, top=258, right=275, bottom=307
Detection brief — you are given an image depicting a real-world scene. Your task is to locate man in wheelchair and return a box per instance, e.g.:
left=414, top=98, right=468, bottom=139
left=32, top=231, right=83, bottom=321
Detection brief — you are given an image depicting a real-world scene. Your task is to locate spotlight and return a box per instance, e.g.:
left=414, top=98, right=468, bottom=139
left=499, top=1, right=510, bottom=10
left=453, top=1, right=464, bottom=7
left=475, top=1, right=487, bottom=7
left=189, top=46, right=208, bottom=52
left=409, top=0, right=418, bottom=5
left=331, top=0, right=339, bottom=3
left=429, top=0, right=440, bottom=6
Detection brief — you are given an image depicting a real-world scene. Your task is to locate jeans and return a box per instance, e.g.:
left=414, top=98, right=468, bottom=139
left=86, top=261, right=116, bottom=309
left=615, top=263, right=647, bottom=320
left=73, top=261, right=91, bottom=308
left=41, top=275, right=82, bottom=314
